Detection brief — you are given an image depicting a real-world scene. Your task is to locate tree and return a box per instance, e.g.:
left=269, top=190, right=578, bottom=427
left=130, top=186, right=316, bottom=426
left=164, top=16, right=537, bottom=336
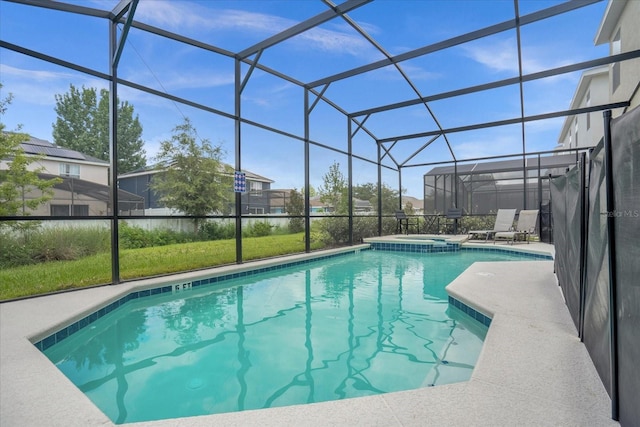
left=149, top=118, right=233, bottom=232
left=353, top=182, right=401, bottom=214
left=53, top=84, right=146, bottom=173
left=404, top=201, right=415, bottom=215
left=306, top=184, right=317, bottom=197
left=1, top=88, right=61, bottom=217
left=287, top=188, right=304, bottom=233
left=318, top=162, right=348, bottom=214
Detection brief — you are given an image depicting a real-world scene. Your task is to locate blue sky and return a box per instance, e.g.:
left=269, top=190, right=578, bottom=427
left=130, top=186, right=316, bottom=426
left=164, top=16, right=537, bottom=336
left=0, top=0, right=608, bottom=198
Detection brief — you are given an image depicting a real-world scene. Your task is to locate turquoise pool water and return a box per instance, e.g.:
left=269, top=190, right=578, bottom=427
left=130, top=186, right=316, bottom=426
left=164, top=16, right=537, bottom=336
left=43, top=249, right=543, bottom=424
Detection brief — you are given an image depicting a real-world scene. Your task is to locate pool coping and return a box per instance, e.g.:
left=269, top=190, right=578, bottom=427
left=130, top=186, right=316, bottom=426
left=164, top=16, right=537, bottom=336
left=0, top=241, right=618, bottom=426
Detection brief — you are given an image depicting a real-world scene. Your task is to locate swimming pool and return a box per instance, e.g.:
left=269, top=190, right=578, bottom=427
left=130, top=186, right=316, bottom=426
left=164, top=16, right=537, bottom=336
left=41, top=248, right=549, bottom=424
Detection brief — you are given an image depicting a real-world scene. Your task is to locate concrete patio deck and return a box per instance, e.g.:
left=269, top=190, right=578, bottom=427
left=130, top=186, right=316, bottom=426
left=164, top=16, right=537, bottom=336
left=0, top=242, right=618, bottom=426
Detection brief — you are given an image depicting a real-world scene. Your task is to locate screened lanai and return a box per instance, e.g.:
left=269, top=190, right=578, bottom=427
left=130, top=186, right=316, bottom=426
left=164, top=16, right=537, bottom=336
left=2, top=1, right=640, bottom=424
left=1, top=0, right=639, bottom=291
left=424, top=150, right=582, bottom=215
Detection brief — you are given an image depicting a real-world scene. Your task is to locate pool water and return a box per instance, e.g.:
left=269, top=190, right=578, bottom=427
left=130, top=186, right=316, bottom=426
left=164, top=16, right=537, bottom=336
left=44, top=249, right=540, bottom=424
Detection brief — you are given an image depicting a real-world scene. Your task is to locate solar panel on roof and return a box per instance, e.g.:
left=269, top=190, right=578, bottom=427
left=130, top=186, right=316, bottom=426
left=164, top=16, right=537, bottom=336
left=22, top=143, right=87, bottom=160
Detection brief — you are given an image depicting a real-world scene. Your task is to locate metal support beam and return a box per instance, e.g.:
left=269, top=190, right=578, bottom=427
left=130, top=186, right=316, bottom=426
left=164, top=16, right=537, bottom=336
left=307, top=0, right=600, bottom=88
left=234, top=59, right=243, bottom=264
left=112, top=0, right=138, bottom=68
left=111, top=0, right=133, bottom=21
left=379, top=141, right=400, bottom=166
left=377, top=141, right=382, bottom=235
left=304, top=90, right=311, bottom=252
left=350, top=114, right=370, bottom=139
left=308, top=83, right=330, bottom=114
left=377, top=101, right=631, bottom=145
left=239, top=50, right=263, bottom=94
left=350, top=50, right=640, bottom=118
left=238, top=0, right=372, bottom=59
left=578, top=152, right=587, bottom=339
left=323, top=0, right=456, bottom=164
left=6, top=0, right=110, bottom=17
left=108, top=20, right=120, bottom=286
left=602, top=110, right=619, bottom=421
left=399, top=135, right=440, bottom=167
left=347, top=117, right=354, bottom=245
left=513, top=0, right=527, bottom=209
left=398, top=168, right=403, bottom=211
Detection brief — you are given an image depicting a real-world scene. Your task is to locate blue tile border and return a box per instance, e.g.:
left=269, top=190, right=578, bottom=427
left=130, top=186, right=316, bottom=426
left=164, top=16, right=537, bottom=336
left=448, top=296, right=492, bottom=327
left=370, top=241, right=552, bottom=260
left=34, top=248, right=368, bottom=352
left=369, top=242, right=460, bottom=253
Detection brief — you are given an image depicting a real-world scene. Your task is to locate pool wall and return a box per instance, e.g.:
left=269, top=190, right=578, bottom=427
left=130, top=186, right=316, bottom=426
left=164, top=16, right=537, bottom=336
left=448, top=296, right=492, bottom=327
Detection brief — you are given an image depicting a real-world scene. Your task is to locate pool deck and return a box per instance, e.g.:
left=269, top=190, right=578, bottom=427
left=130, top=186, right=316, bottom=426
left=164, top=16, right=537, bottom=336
left=0, top=240, right=618, bottom=426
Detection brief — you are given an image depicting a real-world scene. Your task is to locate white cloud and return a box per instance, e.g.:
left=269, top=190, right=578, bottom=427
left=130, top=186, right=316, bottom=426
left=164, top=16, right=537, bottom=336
left=136, top=2, right=287, bottom=34
left=452, top=133, right=522, bottom=159
left=123, top=68, right=234, bottom=92
left=1, top=64, right=68, bottom=82
left=460, top=37, right=576, bottom=77
left=133, top=0, right=375, bottom=58
left=0, top=64, right=106, bottom=105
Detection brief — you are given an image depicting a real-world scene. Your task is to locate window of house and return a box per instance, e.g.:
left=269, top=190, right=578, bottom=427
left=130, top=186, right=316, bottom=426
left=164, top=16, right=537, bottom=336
left=50, top=204, right=89, bottom=216
left=574, top=119, right=579, bottom=148
left=59, top=163, right=80, bottom=178
left=249, top=181, right=262, bottom=196
left=612, top=28, right=621, bottom=93
left=586, top=90, right=591, bottom=130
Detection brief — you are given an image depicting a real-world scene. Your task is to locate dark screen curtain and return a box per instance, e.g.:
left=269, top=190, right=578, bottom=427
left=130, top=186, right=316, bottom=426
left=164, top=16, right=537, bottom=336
left=610, top=107, right=640, bottom=426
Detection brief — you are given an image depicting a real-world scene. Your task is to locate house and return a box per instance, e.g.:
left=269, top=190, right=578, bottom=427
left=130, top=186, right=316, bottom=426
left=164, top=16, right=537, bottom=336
left=268, top=189, right=293, bottom=214
left=594, top=0, right=640, bottom=115
left=0, top=135, right=142, bottom=216
left=117, top=164, right=274, bottom=215
left=401, top=196, right=424, bottom=215
left=557, top=0, right=640, bottom=151
left=556, top=66, right=610, bottom=151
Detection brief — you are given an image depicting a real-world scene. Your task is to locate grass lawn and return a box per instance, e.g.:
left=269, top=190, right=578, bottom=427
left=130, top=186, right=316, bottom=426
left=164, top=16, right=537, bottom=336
left=0, top=233, right=325, bottom=301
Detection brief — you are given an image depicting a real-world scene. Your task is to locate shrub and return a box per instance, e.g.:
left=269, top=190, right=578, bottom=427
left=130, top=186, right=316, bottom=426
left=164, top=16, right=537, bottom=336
left=460, top=214, right=497, bottom=234
left=0, top=225, right=110, bottom=268
left=315, top=216, right=397, bottom=246
left=243, top=220, right=273, bottom=237
left=289, top=217, right=304, bottom=233
left=119, top=222, right=197, bottom=249
left=0, top=231, right=35, bottom=267
left=199, top=220, right=236, bottom=240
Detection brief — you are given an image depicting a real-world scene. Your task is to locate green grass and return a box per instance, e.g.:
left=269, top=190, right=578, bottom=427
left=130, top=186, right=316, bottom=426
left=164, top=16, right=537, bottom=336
left=0, top=233, right=325, bottom=301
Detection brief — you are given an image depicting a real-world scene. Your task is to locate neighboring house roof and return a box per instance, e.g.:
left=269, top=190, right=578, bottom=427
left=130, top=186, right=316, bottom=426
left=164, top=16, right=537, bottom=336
left=402, top=196, right=424, bottom=211
left=40, top=173, right=144, bottom=204
left=425, top=154, right=579, bottom=177
left=118, top=162, right=274, bottom=183
left=309, top=195, right=329, bottom=208
left=243, top=169, right=274, bottom=184
left=594, top=0, right=627, bottom=45
left=353, top=198, right=372, bottom=210
left=21, top=135, right=108, bottom=164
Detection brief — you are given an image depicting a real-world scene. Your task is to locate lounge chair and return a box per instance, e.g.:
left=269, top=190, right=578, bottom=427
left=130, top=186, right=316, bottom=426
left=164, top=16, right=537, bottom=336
left=468, top=208, right=517, bottom=242
left=494, top=209, right=539, bottom=244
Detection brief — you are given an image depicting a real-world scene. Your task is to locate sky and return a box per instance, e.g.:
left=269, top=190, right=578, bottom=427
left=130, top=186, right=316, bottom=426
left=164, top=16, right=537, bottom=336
left=0, top=0, right=609, bottom=198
